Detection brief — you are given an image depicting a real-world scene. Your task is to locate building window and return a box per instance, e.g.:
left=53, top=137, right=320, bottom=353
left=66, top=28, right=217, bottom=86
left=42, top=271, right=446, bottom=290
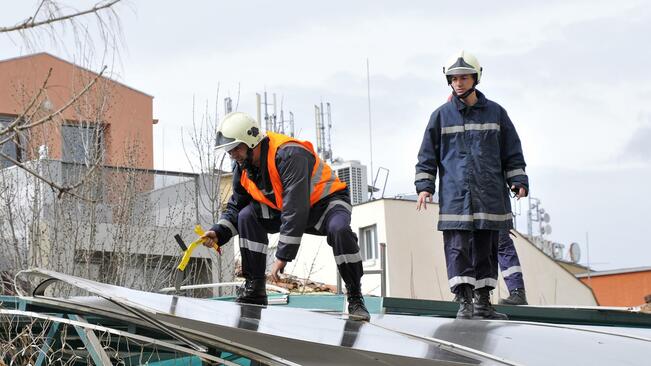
left=62, top=123, right=104, bottom=164
left=0, top=115, right=22, bottom=169
left=359, top=224, right=378, bottom=261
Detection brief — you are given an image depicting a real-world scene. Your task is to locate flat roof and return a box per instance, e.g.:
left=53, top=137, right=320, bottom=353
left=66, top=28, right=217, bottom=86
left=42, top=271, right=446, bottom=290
left=576, top=266, right=651, bottom=278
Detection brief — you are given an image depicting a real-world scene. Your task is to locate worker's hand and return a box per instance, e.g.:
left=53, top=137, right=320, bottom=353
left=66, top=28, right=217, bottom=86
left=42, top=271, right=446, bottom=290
left=416, top=191, right=433, bottom=211
left=270, top=259, right=287, bottom=283
left=511, top=185, right=527, bottom=199
left=201, top=230, right=218, bottom=248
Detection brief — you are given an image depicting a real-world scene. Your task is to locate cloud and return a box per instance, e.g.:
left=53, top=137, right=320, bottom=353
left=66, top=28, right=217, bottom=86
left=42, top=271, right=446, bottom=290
left=621, top=115, right=651, bottom=162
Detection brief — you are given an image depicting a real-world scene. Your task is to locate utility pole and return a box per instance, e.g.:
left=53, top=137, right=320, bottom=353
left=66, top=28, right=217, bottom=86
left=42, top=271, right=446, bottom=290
left=586, top=231, right=591, bottom=286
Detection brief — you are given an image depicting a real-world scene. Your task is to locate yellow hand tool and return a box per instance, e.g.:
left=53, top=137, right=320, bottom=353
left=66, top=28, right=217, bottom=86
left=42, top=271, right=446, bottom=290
left=174, top=225, right=221, bottom=291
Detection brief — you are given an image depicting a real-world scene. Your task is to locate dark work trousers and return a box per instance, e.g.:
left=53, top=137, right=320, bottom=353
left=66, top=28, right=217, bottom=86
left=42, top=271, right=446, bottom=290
left=443, top=229, right=499, bottom=293
left=237, top=202, right=364, bottom=291
left=498, top=230, right=525, bottom=291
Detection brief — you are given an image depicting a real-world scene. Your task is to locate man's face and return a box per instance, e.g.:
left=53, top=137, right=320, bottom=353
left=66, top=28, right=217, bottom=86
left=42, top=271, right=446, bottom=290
left=228, top=143, right=249, bottom=165
left=450, top=74, right=475, bottom=96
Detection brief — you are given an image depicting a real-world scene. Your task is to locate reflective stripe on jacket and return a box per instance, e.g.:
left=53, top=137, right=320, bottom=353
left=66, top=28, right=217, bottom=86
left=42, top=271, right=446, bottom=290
left=240, top=132, right=347, bottom=210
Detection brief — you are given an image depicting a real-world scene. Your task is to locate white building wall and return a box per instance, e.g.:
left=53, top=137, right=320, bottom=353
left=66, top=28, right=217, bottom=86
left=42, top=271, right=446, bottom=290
left=273, top=198, right=597, bottom=306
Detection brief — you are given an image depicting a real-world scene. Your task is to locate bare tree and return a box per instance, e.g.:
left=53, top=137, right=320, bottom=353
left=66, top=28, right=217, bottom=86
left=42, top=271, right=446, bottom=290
left=0, top=2, right=233, bottom=360
left=0, top=0, right=123, bottom=199
left=181, top=90, right=241, bottom=293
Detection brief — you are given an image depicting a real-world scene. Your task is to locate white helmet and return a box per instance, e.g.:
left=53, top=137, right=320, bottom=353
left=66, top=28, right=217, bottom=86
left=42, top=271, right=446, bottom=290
left=443, top=50, right=482, bottom=85
left=215, top=112, right=264, bottom=153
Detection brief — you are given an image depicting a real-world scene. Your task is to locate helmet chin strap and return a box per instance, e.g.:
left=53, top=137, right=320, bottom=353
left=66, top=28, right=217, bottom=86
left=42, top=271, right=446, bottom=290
left=452, top=86, right=475, bottom=99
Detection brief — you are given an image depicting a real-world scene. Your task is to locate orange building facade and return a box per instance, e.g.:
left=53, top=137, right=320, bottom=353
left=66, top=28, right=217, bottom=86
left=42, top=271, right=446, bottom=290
left=578, top=267, right=651, bottom=307
left=0, top=53, right=155, bottom=169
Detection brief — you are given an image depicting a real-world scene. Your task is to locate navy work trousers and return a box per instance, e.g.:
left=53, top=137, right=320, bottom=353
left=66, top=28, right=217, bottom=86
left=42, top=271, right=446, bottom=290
left=498, top=230, right=525, bottom=291
left=237, top=203, right=364, bottom=291
left=443, top=229, right=498, bottom=292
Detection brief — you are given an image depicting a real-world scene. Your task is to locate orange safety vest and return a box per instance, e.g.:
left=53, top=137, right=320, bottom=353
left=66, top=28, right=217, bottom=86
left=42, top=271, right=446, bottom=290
left=240, top=132, right=347, bottom=210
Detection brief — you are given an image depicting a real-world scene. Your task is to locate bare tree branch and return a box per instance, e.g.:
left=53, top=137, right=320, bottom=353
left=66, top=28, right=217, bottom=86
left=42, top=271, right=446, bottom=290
left=0, top=151, right=97, bottom=202
left=0, top=69, right=52, bottom=136
left=0, top=0, right=122, bottom=34
left=17, top=65, right=107, bottom=131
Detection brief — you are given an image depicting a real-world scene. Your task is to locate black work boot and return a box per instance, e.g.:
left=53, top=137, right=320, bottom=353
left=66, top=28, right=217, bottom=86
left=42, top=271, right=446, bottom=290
left=236, top=278, right=268, bottom=306
left=499, top=288, right=528, bottom=305
left=454, top=284, right=474, bottom=319
left=473, top=288, right=508, bottom=320
left=346, top=288, right=370, bottom=321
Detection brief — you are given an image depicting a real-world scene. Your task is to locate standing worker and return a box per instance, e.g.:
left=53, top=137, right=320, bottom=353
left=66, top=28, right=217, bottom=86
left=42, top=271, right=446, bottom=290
left=446, top=90, right=529, bottom=306
left=415, top=50, right=529, bottom=319
left=498, top=230, right=528, bottom=305
left=201, top=112, right=370, bottom=321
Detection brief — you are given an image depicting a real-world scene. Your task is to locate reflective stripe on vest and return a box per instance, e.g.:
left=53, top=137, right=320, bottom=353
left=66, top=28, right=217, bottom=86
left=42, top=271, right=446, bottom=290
left=240, top=132, right=347, bottom=210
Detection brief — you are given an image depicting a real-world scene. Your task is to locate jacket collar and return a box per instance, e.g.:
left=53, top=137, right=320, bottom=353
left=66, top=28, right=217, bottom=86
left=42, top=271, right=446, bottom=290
left=452, top=89, right=487, bottom=110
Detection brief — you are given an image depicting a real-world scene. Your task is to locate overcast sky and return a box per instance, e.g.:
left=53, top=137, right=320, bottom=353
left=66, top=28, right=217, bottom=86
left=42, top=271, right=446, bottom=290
left=2, top=0, right=650, bottom=271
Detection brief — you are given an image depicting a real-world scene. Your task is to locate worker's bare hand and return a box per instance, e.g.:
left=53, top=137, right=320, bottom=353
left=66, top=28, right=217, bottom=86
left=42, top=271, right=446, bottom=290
left=417, top=191, right=433, bottom=211
left=201, top=230, right=218, bottom=248
left=511, top=185, right=527, bottom=199
left=270, top=259, right=287, bottom=283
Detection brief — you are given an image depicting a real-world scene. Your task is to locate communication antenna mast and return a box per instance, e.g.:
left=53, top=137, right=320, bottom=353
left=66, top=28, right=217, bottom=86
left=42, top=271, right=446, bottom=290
left=273, top=93, right=278, bottom=132
left=224, top=97, right=233, bottom=114
left=279, top=96, right=285, bottom=134
left=314, top=101, right=333, bottom=162
left=279, top=109, right=285, bottom=134
left=257, top=91, right=281, bottom=133
left=277, top=108, right=295, bottom=136
left=314, top=104, right=325, bottom=161
left=264, top=92, right=271, bottom=132
left=326, top=102, right=333, bottom=162
left=289, top=112, right=295, bottom=137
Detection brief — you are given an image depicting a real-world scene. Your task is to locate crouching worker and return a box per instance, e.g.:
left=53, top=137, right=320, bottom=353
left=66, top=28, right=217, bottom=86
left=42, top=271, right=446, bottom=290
left=201, top=112, right=370, bottom=321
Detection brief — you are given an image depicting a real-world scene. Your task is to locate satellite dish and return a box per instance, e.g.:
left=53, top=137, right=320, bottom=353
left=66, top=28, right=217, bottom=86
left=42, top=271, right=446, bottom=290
left=569, top=242, right=581, bottom=263
left=543, top=213, right=551, bottom=223
left=542, top=224, right=552, bottom=235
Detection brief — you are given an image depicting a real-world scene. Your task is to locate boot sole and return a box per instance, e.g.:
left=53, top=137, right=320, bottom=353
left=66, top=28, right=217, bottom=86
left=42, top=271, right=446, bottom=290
left=347, top=313, right=371, bottom=321
left=473, top=314, right=509, bottom=320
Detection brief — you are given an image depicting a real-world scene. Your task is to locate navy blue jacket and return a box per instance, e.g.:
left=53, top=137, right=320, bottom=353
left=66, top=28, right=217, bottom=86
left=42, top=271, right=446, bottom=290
left=415, top=90, right=528, bottom=231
